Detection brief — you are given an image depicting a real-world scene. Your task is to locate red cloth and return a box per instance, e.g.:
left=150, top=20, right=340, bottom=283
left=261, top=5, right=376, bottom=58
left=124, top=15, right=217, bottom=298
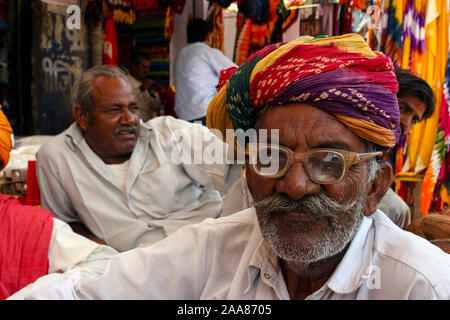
left=154, top=84, right=177, bottom=118
left=0, top=194, right=54, bottom=299
left=217, top=67, right=238, bottom=92
left=103, top=17, right=118, bottom=66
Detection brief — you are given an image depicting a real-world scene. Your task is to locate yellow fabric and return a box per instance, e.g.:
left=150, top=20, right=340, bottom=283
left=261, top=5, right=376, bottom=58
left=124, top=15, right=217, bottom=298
left=206, top=83, right=234, bottom=135
left=397, top=0, right=449, bottom=214
left=333, top=114, right=397, bottom=147
left=0, top=105, right=12, bottom=171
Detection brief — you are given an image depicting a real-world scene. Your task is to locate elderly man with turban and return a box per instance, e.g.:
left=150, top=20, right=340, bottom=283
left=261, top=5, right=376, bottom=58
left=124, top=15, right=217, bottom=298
left=10, top=34, right=450, bottom=300
left=0, top=107, right=118, bottom=300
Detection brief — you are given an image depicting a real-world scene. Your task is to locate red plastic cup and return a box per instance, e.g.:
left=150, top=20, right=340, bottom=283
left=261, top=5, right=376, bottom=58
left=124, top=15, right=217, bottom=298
left=25, top=160, right=41, bottom=206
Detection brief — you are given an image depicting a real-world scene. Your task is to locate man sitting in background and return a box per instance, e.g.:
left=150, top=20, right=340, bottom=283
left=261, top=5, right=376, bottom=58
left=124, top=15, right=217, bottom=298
left=35, top=65, right=241, bottom=252
left=377, top=69, right=436, bottom=229
left=127, top=51, right=164, bottom=121
left=0, top=106, right=117, bottom=300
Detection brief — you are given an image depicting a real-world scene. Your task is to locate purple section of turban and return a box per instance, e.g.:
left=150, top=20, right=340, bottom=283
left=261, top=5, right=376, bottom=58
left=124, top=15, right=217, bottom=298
left=269, top=69, right=401, bottom=144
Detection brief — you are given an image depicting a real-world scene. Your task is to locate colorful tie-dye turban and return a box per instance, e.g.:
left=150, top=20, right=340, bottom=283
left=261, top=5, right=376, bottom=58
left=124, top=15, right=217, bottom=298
left=207, top=33, right=401, bottom=148
left=0, top=106, right=12, bottom=171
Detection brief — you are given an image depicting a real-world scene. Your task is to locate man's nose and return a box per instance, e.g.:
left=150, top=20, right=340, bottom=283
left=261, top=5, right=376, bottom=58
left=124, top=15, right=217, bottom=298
left=402, top=115, right=414, bottom=135
left=275, top=161, right=321, bottom=200
left=120, top=108, right=136, bottom=124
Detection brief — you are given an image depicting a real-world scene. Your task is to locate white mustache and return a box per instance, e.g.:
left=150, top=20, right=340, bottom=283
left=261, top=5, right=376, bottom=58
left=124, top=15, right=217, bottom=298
left=253, top=191, right=358, bottom=219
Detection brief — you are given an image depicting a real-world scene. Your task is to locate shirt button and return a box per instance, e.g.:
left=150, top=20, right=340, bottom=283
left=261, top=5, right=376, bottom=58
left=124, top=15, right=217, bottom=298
left=263, top=273, right=270, bottom=280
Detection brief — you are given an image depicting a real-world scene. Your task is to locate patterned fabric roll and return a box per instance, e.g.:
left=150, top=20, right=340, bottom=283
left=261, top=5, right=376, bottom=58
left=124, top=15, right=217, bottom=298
left=207, top=33, right=401, bottom=148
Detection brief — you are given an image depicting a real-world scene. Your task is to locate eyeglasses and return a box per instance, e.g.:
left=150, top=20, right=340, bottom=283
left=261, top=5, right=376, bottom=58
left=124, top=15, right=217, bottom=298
left=246, top=143, right=382, bottom=184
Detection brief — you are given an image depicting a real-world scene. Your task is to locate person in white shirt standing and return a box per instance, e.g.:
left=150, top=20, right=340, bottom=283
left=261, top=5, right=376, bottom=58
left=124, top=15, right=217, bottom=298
left=127, top=51, right=164, bottom=122
left=174, top=18, right=237, bottom=125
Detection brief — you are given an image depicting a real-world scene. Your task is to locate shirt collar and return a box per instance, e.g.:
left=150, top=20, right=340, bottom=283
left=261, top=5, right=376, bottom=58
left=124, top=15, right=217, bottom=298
left=244, top=210, right=289, bottom=299
left=325, top=215, right=374, bottom=294
left=64, top=121, right=153, bottom=191
left=64, top=122, right=84, bottom=149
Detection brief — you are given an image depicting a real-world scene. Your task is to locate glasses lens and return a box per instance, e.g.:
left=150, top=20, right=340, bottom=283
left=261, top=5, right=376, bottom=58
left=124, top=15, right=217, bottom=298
left=254, top=145, right=288, bottom=176
left=306, top=150, right=344, bottom=184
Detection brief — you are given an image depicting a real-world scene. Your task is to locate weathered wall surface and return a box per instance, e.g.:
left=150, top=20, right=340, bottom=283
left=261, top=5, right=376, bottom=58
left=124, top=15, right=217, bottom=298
left=33, top=0, right=89, bottom=134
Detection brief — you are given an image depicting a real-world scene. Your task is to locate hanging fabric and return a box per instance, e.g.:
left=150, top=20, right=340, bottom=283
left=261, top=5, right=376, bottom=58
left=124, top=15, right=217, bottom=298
left=430, top=66, right=450, bottom=211
left=104, top=0, right=135, bottom=24
left=164, top=6, right=175, bottom=40
left=380, top=0, right=403, bottom=67
left=103, top=16, right=118, bottom=65
left=234, top=14, right=252, bottom=65
left=395, top=0, right=449, bottom=215
left=417, top=0, right=449, bottom=214
left=211, top=3, right=225, bottom=53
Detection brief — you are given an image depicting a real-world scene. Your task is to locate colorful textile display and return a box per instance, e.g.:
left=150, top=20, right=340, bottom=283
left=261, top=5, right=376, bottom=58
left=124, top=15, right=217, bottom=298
left=233, top=0, right=285, bottom=64
left=436, top=59, right=450, bottom=208
left=208, top=33, right=400, bottom=149
left=380, top=0, right=403, bottom=68
left=396, top=0, right=449, bottom=214
left=400, top=0, right=426, bottom=71
left=234, top=15, right=252, bottom=65
left=104, top=0, right=135, bottom=24
left=211, top=3, right=225, bottom=53
left=132, top=6, right=170, bottom=85
left=164, top=6, right=175, bottom=40
left=431, top=77, right=450, bottom=211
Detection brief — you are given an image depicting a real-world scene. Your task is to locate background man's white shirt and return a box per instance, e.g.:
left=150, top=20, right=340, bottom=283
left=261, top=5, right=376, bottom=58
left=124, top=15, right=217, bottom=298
left=174, top=42, right=237, bottom=121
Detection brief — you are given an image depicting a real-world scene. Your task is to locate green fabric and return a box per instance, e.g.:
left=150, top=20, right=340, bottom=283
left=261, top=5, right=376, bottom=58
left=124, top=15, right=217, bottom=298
left=225, top=57, right=261, bottom=134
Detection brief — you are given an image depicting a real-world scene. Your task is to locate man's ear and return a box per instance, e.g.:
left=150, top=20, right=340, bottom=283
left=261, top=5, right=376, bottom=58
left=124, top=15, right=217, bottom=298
left=364, top=161, right=394, bottom=217
left=73, top=104, right=90, bottom=132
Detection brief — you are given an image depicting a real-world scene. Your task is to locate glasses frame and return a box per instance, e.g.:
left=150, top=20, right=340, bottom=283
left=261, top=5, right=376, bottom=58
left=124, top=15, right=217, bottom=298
left=246, top=143, right=382, bottom=184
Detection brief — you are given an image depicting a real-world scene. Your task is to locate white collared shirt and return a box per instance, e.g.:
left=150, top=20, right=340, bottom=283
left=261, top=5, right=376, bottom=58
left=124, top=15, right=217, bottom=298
left=174, top=42, right=237, bottom=121
left=13, top=207, right=450, bottom=300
